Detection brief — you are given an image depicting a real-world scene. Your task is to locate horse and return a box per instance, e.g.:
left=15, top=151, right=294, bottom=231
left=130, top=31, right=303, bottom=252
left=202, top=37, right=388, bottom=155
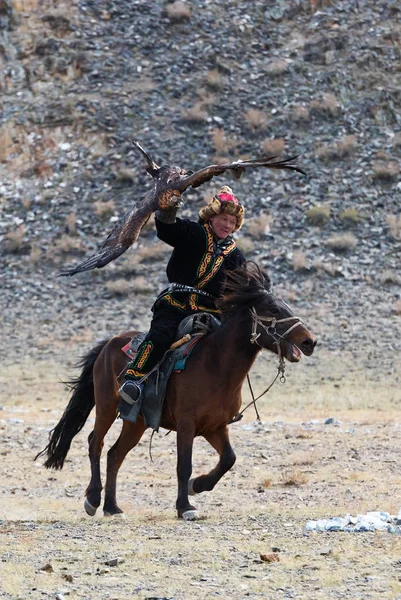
left=36, top=263, right=317, bottom=520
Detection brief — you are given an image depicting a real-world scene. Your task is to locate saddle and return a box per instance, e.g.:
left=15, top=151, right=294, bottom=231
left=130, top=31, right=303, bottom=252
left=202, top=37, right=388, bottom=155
left=121, top=312, right=221, bottom=430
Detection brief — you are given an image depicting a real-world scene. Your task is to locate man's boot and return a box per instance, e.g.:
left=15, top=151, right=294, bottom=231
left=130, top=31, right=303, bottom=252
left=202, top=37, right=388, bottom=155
left=118, top=380, right=143, bottom=421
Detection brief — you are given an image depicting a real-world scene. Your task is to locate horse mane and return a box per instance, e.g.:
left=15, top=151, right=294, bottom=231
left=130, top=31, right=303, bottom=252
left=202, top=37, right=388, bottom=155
left=217, top=261, right=272, bottom=314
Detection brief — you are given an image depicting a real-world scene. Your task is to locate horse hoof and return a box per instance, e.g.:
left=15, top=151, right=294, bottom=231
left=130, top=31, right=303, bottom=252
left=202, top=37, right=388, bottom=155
left=84, top=498, right=98, bottom=516
left=188, top=478, right=197, bottom=496
left=182, top=509, right=199, bottom=521
left=104, top=511, right=126, bottom=519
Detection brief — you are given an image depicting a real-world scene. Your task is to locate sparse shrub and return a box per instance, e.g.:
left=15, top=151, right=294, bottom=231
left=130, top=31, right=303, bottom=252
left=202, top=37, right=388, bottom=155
left=21, top=197, right=32, bottom=209
left=246, top=214, right=273, bottom=237
left=29, top=245, right=42, bottom=264
left=235, top=237, right=256, bottom=254
left=310, top=93, right=339, bottom=118
left=380, top=270, right=400, bottom=285
left=291, top=105, right=310, bottom=123
left=165, top=1, right=191, bottom=20
left=265, top=59, right=288, bottom=76
left=306, top=205, right=330, bottom=226
left=106, top=276, right=153, bottom=296
left=53, top=235, right=86, bottom=255
left=282, top=469, right=308, bottom=486
left=133, top=242, right=169, bottom=264
left=316, top=135, right=356, bottom=163
left=181, top=102, right=208, bottom=123
left=94, top=200, right=115, bottom=219
left=392, top=132, right=401, bottom=148
left=245, top=108, right=267, bottom=131
left=116, top=168, right=136, bottom=183
left=339, top=208, right=361, bottom=225
left=372, top=162, right=399, bottom=183
left=327, top=233, right=357, bottom=252
left=292, top=251, right=307, bottom=271
left=205, top=69, right=225, bottom=90
left=393, top=300, right=401, bottom=315
left=211, top=128, right=238, bottom=155
left=387, top=214, right=401, bottom=240
left=262, top=477, right=272, bottom=488
left=312, top=259, right=338, bottom=276
left=263, top=138, right=285, bottom=156
left=4, top=225, right=25, bottom=253
left=65, top=212, right=77, bottom=235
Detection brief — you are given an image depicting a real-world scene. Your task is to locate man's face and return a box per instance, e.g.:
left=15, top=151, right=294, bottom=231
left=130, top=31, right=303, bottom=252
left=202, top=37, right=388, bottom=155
left=209, top=213, right=237, bottom=239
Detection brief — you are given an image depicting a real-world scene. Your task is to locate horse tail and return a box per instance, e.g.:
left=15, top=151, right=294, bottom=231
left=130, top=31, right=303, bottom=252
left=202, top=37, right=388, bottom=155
left=35, top=338, right=109, bottom=469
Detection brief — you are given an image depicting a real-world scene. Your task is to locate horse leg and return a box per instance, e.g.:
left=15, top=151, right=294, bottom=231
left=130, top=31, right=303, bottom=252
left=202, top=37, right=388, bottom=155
left=188, top=425, right=236, bottom=496
left=176, top=423, right=197, bottom=521
left=85, top=415, right=114, bottom=516
left=103, top=419, right=146, bottom=516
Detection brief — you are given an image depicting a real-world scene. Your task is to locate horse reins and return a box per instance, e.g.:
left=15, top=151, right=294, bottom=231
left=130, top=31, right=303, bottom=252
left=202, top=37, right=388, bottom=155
left=229, top=307, right=303, bottom=424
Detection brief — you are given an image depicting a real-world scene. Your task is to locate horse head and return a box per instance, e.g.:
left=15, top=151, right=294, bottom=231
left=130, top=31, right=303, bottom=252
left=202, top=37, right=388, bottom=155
left=218, top=261, right=317, bottom=363
left=250, top=294, right=316, bottom=363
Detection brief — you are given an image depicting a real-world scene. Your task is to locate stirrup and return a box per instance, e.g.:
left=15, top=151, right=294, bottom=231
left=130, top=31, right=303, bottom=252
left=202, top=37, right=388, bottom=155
left=228, top=413, right=243, bottom=425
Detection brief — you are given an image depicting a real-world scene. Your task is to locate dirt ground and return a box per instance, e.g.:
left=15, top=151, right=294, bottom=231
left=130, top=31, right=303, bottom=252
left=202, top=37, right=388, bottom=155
left=1, top=343, right=401, bottom=600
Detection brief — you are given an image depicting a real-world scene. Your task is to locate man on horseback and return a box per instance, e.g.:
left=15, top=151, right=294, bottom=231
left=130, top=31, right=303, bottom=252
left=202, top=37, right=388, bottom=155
left=118, top=185, right=246, bottom=420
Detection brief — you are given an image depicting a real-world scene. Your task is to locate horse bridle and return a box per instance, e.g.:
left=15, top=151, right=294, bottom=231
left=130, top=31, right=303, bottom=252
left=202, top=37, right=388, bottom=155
left=250, top=306, right=303, bottom=349
left=228, top=307, right=305, bottom=425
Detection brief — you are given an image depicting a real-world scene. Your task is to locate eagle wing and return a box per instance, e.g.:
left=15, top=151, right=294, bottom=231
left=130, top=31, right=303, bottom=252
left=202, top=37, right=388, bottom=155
left=132, top=140, right=160, bottom=176
left=177, top=155, right=306, bottom=191
left=60, top=190, right=158, bottom=276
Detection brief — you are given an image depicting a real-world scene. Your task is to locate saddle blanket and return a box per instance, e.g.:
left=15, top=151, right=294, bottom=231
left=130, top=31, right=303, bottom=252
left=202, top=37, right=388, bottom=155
left=121, top=333, right=204, bottom=430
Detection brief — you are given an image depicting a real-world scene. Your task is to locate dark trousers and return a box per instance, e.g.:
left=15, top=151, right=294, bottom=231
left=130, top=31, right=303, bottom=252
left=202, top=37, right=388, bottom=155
left=125, top=303, right=192, bottom=381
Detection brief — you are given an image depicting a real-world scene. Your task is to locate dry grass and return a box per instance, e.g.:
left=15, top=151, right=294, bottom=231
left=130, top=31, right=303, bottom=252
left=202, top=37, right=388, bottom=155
left=29, top=245, right=42, bottom=264
left=51, top=235, right=86, bottom=256
left=235, top=236, right=256, bottom=254
left=165, top=1, right=192, bottom=20
left=244, top=108, right=268, bottom=131
left=339, top=208, right=361, bottom=225
left=380, top=270, right=400, bottom=285
left=133, top=242, right=169, bottom=264
left=310, top=0, right=332, bottom=10
left=310, top=93, right=340, bottom=118
left=265, top=59, right=288, bottom=76
left=312, top=259, right=338, bottom=276
left=290, top=451, right=318, bottom=466
left=392, top=132, right=401, bottom=148
left=211, top=128, right=239, bottom=155
left=4, top=225, right=25, bottom=253
left=316, top=135, right=356, bottom=163
left=372, top=161, right=400, bottom=182
left=327, top=233, right=357, bottom=252
left=393, top=300, right=401, bottom=315
left=64, top=212, right=77, bottom=235
left=105, top=276, right=153, bottom=296
left=262, top=137, right=285, bottom=156
left=93, top=200, right=115, bottom=219
left=292, top=251, right=307, bottom=271
left=306, top=205, right=330, bottom=226
left=205, top=69, right=225, bottom=90
left=246, top=214, right=273, bottom=237
left=115, top=168, right=136, bottom=183
left=181, top=102, right=208, bottom=123
left=387, top=214, right=401, bottom=240
left=290, top=105, right=310, bottom=123
left=281, top=469, right=309, bottom=486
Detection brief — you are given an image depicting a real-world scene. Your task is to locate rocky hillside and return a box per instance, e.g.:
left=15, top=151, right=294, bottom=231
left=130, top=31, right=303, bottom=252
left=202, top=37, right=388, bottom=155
left=1, top=0, right=400, bottom=370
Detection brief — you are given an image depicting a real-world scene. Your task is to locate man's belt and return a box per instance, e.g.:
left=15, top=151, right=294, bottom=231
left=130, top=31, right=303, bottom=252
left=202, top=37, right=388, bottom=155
left=167, top=283, right=215, bottom=299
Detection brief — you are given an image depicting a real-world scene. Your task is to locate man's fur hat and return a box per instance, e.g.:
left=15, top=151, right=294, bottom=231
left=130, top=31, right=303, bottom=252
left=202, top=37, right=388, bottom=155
left=198, top=185, right=245, bottom=231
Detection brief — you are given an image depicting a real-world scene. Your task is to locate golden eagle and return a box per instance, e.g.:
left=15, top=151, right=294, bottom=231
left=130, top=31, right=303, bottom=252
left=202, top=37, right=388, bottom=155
left=60, top=141, right=306, bottom=276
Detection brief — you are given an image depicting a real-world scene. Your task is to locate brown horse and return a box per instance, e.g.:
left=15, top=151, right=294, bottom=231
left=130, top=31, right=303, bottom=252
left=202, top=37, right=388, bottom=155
left=37, top=263, right=316, bottom=520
